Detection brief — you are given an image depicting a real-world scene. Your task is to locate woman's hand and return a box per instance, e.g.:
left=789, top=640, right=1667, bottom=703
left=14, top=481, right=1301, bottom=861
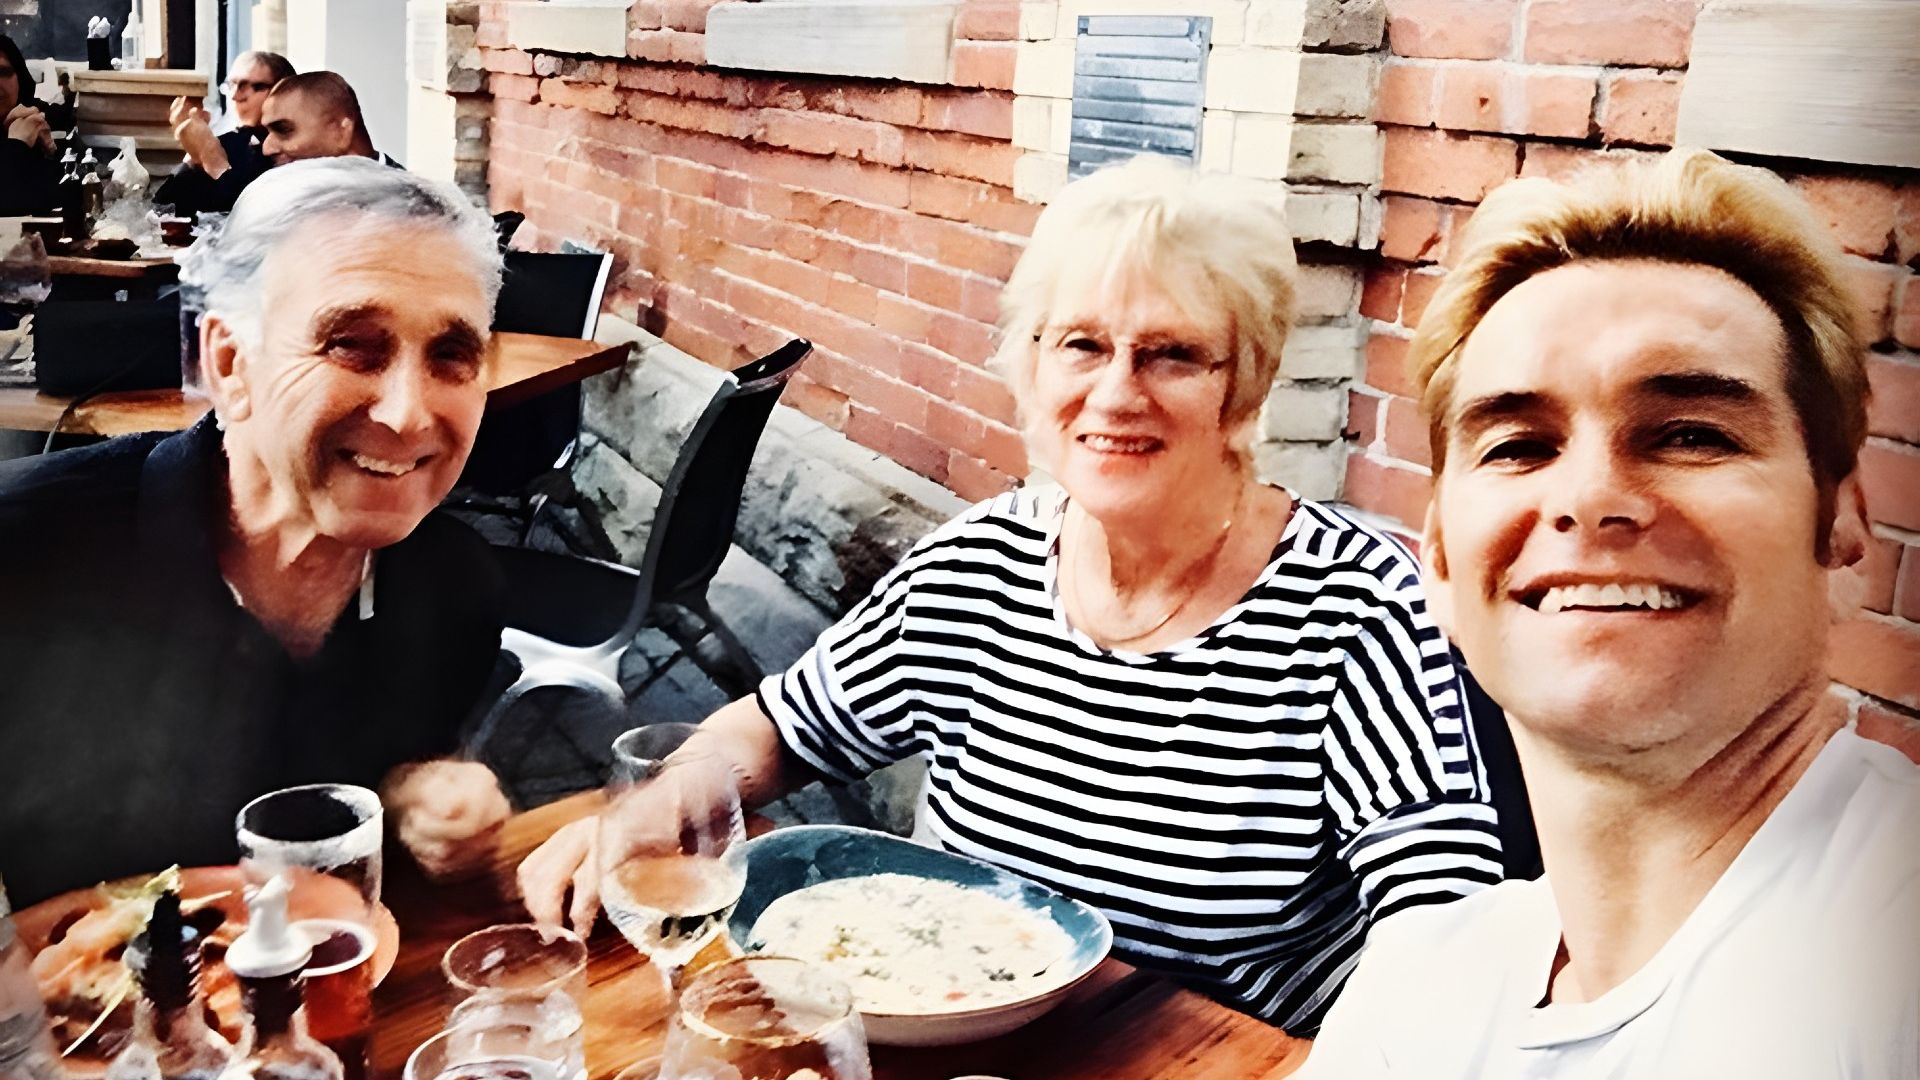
left=382, top=759, right=513, bottom=882
left=5, top=106, right=51, bottom=156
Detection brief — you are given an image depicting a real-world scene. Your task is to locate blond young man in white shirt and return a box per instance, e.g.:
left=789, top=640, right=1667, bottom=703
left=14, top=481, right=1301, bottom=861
left=1300, top=149, right=1920, bottom=1079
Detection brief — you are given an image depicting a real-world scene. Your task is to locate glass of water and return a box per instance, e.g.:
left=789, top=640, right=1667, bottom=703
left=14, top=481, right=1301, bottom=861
left=403, top=1026, right=565, bottom=1080
left=660, top=957, right=871, bottom=1080
left=598, top=724, right=747, bottom=1002
left=442, top=924, right=589, bottom=1080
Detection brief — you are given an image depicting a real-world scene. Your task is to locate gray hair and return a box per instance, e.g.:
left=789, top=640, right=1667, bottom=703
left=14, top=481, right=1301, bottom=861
left=178, top=157, right=502, bottom=348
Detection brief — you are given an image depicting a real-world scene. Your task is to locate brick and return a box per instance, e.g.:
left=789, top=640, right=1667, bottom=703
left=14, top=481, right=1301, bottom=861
left=959, top=273, right=1002, bottom=325
left=951, top=40, right=1017, bottom=90
left=1296, top=52, right=1380, bottom=119
left=875, top=292, right=937, bottom=343
left=1343, top=450, right=1433, bottom=529
left=950, top=361, right=1019, bottom=427
left=1387, top=269, right=1438, bottom=327
left=1281, top=325, right=1363, bottom=380
left=1897, top=184, right=1920, bottom=270
left=1901, top=546, right=1920, bottom=623
left=752, top=150, right=913, bottom=210
left=1364, top=331, right=1417, bottom=397
left=1600, top=71, right=1681, bottom=147
left=1361, top=265, right=1408, bottom=322
left=1303, top=0, right=1388, bottom=49
left=1524, top=0, right=1692, bottom=68
left=977, top=419, right=1029, bottom=476
left=755, top=110, right=906, bottom=167
left=628, top=0, right=664, bottom=30
left=659, top=0, right=716, bottom=32
left=1287, top=191, right=1362, bottom=246
left=1435, top=62, right=1596, bottom=140
left=627, top=28, right=704, bottom=64
left=1898, top=276, right=1920, bottom=350
left=1346, top=390, right=1383, bottom=449
left=1288, top=123, right=1383, bottom=186
left=905, top=261, right=965, bottom=311
left=1297, top=263, right=1362, bottom=321
left=783, top=377, right=852, bottom=431
left=1866, top=352, right=1920, bottom=443
left=1830, top=616, right=1920, bottom=710
left=482, top=49, right=533, bottom=75
left=1794, top=175, right=1901, bottom=260
left=920, top=90, right=1015, bottom=140
left=1383, top=127, right=1518, bottom=202
left=1846, top=260, right=1900, bottom=345
left=1857, top=536, right=1903, bottom=615
left=1379, top=392, right=1431, bottom=468
left=1380, top=195, right=1456, bottom=264
left=956, top=0, right=1021, bottom=40
left=927, top=310, right=999, bottom=366
left=1861, top=440, right=1920, bottom=533
left=490, top=72, right=540, bottom=103
left=1858, top=698, right=1920, bottom=765
left=903, top=129, right=1021, bottom=187
left=1519, top=143, right=1656, bottom=182
left=948, top=452, right=1020, bottom=503
left=1386, top=0, right=1517, bottom=60
left=907, top=172, right=1042, bottom=235
left=1376, top=61, right=1437, bottom=127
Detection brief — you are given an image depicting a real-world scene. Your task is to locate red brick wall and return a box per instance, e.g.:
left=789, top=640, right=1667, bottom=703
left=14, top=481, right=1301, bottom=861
left=1358, top=0, right=1920, bottom=750
left=478, top=0, right=1032, bottom=504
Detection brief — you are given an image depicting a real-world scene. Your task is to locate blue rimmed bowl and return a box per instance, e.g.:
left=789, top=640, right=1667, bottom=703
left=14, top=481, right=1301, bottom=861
left=727, top=825, right=1113, bottom=1047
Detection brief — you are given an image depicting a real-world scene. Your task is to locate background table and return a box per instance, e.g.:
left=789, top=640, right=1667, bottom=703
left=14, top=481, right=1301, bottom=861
left=371, top=794, right=1311, bottom=1080
left=0, top=333, right=629, bottom=437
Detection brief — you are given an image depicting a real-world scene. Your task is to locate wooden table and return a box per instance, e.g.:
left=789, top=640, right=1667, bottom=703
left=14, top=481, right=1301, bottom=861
left=371, top=794, right=1312, bottom=1080
left=0, top=332, right=629, bottom=436
left=46, top=254, right=181, bottom=282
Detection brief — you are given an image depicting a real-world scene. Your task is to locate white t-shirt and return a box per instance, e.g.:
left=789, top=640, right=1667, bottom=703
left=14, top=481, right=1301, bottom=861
left=1300, top=729, right=1920, bottom=1080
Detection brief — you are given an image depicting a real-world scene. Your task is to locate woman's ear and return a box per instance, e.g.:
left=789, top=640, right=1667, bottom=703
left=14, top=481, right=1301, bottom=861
left=200, top=315, right=252, bottom=424
left=1421, top=495, right=1455, bottom=640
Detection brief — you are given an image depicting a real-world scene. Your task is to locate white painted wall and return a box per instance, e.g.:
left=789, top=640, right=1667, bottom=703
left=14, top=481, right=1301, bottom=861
left=283, top=0, right=409, bottom=163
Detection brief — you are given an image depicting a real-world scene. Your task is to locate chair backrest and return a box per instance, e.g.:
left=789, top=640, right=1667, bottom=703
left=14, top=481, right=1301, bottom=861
left=492, top=250, right=613, bottom=339
left=619, top=338, right=812, bottom=634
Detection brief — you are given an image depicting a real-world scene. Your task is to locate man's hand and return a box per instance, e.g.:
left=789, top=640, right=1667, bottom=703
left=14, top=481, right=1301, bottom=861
left=382, top=759, right=512, bottom=882
left=6, top=106, right=51, bottom=156
left=517, top=816, right=600, bottom=935
left=168, top=98, right=228, bottom=177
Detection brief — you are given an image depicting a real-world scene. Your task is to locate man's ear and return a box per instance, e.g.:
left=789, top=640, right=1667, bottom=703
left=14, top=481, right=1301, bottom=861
left=200, top=314, right=251, bottom=424
left=1824, top=472, right=1871, bottom=622
left=1420, top=493, right=1455, bottom=640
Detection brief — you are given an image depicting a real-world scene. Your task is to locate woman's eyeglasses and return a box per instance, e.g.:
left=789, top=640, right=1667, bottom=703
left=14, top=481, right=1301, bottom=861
left=1035, top=327, right=1227, bottom=386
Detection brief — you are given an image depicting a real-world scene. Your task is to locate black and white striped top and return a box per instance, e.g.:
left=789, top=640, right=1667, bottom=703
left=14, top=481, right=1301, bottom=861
left=759, top=486, right=1504, bottom=1031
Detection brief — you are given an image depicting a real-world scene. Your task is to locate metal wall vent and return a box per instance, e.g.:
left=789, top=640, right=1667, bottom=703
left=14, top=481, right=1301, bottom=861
left=1068, top=15, right=1212, bottom=179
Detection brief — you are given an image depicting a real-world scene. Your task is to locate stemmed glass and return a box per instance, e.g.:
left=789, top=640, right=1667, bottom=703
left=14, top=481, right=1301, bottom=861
left=599, top=724, right=749, bottom=1006
left=659, top=957, right=872, bottom=1080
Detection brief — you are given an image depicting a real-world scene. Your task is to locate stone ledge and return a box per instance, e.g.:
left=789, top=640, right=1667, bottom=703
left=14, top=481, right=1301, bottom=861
left=576, top=319, right=968, bottom=616
left=501, top=0, right=628, bottom=57
left=705, top=0, right=960, bottom=84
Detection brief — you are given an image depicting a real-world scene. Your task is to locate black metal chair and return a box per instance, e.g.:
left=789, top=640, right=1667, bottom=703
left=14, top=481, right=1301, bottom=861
left=456, top=249, right=615, bottom=543
left=465, top=337, right=814, bottom=765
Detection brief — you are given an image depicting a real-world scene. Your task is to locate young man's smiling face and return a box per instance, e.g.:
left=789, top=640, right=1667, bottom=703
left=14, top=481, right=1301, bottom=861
left=1423, top=259, right=1861, bottom=772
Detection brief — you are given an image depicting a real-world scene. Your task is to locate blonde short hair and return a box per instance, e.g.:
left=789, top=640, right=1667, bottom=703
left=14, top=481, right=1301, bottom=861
left=991, top=155, right=1298, bottom=431
left=1409, top=148, right=1868, bottom=492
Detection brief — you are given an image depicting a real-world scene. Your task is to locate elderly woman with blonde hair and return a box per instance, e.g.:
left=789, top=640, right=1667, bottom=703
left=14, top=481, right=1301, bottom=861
left=517, top=155, right=1504, bottom=1031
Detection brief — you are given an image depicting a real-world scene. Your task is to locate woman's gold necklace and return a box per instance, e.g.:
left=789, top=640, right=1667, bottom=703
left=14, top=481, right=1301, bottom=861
left=1063, top=486, right=1246, bottom=647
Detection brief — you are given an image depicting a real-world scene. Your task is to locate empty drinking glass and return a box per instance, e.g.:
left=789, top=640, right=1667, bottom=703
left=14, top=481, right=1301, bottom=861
left=442, top=924, right=590, bottom=1080
left=659, top=957, right=871, bottom=1080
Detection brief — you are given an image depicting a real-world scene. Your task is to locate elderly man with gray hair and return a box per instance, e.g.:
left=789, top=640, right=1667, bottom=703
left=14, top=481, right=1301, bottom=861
left=0, top=158, right=512, bottom=905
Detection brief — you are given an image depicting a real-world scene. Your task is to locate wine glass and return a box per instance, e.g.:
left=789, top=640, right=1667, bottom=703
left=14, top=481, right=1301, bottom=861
left=659, top=957, right=872, bottom=1080
left=442, top=924, right=590, bottom=1080
left=598, top=724, right=749, bottom=1004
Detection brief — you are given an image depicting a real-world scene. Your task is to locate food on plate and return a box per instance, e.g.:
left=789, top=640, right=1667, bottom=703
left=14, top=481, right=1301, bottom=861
left=746, top=874, right=1075, bottom=1014
left=26, top=868, right=241, bottom=1059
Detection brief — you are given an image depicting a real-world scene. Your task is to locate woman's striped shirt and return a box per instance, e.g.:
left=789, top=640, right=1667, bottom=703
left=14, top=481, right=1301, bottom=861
left=758, top=486, right=1504, bottom=1032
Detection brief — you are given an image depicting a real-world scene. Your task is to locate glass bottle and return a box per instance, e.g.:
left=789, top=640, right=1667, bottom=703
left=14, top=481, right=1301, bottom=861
left=106, top=891, right=235, bottom=1080
left=0, top=875, right=63, bottom=1080
left=221, top=876, right=342, bottom=1080
left=58, top=150, right=87, bottom=242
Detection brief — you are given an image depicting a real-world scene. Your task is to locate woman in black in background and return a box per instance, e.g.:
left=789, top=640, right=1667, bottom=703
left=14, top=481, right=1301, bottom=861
left=0, top=35, right=58, bottom=216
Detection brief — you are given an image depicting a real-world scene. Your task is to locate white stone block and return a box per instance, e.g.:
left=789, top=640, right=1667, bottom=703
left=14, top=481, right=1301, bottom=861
left=1295, top=52, right=1377, bottom=118
left=1019, top=1, right=1059, bottom=40
left=1012, top=96, right=1052, bottom=151
left=1013, top=39, right=1075, bottom=98
left=1246, top=0, right=1307, bottom=46
left=1056, top=0, right=1249, bottom=43
left=1253, top=438, right=1343, bottom=501
left=1264, top=382, right=1346, bottom=442
left=1049, top=97, right=1073, bottom=155
left=1204, top=45, right=1301, bottom=114
left=503, top=0, right=627, bottom=56
left=1287, top=122, right=1380, bottom=185
left=1285, top=190, right=1360, bottom=246
left=1229, top=112, right=1295, bottom=180
left=706, top=1, right=959, bottom=83
left=1296, top=263, right=1361, bottom=320
left=1014, top=152, right=1070, bottom=203
left=1199, top=109, right=1235, bottom=172
left=1357, top=193, right=1383, bottom=250
left=1280, top=323, right=1362, bottom=380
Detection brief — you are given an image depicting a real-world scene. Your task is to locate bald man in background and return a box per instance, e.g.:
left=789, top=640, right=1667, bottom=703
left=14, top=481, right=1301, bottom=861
left=260, top=71, right=398, bottom=168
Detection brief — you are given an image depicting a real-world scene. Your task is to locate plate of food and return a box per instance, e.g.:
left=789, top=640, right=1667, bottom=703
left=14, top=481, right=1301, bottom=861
left=14, top=865, right=399, bottom=1073
left=729, top=826, right=1112, bottom=1047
